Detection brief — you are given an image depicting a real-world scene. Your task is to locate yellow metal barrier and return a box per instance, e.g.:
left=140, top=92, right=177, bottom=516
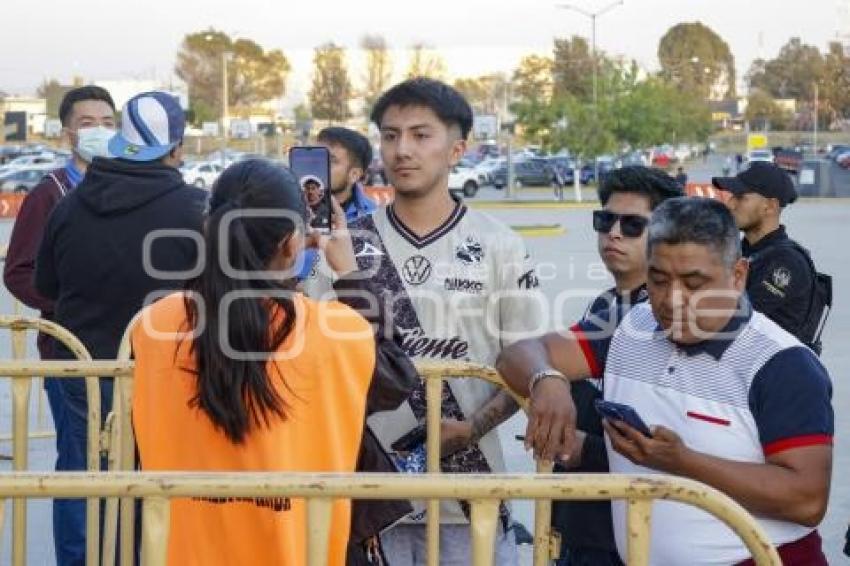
left=0, top=317, right=103, bottom=566
left=0, top=349, right=782, bottom=565
left=0, top=471, right=782, bottom=566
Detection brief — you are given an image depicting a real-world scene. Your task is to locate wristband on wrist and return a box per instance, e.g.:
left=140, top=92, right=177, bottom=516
left=528, top=369, right=570, bottom=392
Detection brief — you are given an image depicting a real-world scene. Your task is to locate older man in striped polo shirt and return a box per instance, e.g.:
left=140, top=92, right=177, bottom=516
left=497, top=197, right=833, bottom=565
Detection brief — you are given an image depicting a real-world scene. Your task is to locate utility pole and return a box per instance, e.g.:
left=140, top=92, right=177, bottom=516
left=221, top=50, right=230, bottom=167
left=813, top=82, right=819, bottom=153
left=556, top=0, right=624, bottom=108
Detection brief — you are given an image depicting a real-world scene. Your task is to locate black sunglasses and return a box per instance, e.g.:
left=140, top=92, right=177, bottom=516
left=592, top=210, right=650, bottom=238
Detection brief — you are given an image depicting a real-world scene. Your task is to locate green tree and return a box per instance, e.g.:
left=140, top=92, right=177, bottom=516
left=406, top=43, right=447, bottom=80
left=658, top=22, right=736, bottom=100
left=746, top=37, right=824, bottom=100
left=552, top=36, right=596, bottom=101
left=453, top=74, right=508, bottom=114
left=512, top=55, right=553, bottom=104
left=821, top=42, right=850, bottom=122
left=745, top=89, right=791, bottom=130
left=308, top=42, right=353, bottom=122
left=175, top=29, right=290, bottom=124
left=360, top=34, right=392, bottom=118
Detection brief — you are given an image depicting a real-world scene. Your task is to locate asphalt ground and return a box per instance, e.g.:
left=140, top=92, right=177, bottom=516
left=0, top=154, right=846, bottom=563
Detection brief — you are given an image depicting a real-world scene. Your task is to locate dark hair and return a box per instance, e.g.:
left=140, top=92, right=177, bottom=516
left=317, top=127, right=373, bottom=173
left=184, top=159, right=307, bottom=443
left=370, top=78, right=473, bottom=140
left=648, top=197, right=741, bottom=268
left=58, top=85, right=115, bottom=126
left=599, top=166, right=685, bottom=210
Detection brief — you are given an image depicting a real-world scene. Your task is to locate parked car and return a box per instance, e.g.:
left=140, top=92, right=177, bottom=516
left=474, top=157, right=504, bottom=186
left=0, top=168, right=47, bottom=193
left=492, top=159, right=554, bottom=189
left=448, top=164, right=480, bottom=198
left=547, top=157, right=594, bottom=185
left=747, top=149, right=774, bottom=164
left=773, top=148, right=803, bottom=175
left=181, top=161, right=224, bottom=188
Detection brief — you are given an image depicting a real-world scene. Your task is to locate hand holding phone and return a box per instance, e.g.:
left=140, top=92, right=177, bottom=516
left=594, top=399, right=652, bottom=438
left=289, top=146, right=332, bottom=233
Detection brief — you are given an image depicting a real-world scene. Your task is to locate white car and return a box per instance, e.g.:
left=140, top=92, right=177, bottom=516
left=747, top=150, right=774, bottom=164
left=448, top=165, right=479, bottom=198
left=181, top=161, right=223, bottom=189
left=0, top=154, right=59, bottom=177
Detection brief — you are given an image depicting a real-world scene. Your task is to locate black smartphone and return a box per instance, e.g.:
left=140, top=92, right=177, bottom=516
left=594, top=399, right=653, bottom=438
left=391, top=424, right=427, bottom=453
left=289, top=146, right=332, bottom=233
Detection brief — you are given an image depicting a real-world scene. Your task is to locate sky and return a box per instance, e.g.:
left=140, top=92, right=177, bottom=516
left=0, top=0, right=846, bottom=106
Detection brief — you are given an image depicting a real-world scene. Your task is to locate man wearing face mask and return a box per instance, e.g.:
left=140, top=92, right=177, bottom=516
left=4, top=85, right=115, bottom=436
left=34, top=91, right=205, bottom=565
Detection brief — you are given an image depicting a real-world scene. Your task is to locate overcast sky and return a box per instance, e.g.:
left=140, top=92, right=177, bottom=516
left=0, top=0, right=846, bottom=100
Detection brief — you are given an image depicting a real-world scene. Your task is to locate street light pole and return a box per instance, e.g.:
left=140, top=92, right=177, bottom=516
left=556, top=0, right=624, bottom=108
left=221, top=50, right=230, bottom=167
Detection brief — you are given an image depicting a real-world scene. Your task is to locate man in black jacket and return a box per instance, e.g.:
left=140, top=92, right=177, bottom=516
left=35, top=91, right=205, bottom=565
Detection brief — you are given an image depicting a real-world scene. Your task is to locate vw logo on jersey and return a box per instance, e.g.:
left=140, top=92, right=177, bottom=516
left=402, top=255, right=433, bottom=285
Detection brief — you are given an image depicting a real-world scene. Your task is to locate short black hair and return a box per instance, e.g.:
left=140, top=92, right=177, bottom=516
left=648, top=197, right=741, bottom=268
left=58, top=85, right=116, bottom=127
left=317, top=127, right=372, bottom=172
left=599, top=166, right=685, bottom=210
left=370, top=78, right=473, bottom=140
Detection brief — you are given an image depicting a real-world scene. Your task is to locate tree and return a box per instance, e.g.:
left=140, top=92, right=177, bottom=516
left=308, top=42, right=353, bottom=122
left=175, top=29, right=290, bottom=124
left=552, top=36, right=596, bottom=101
left=453, top=74, right=508, bottom=114
left=512, top=55, right=554, bottom=104
left=821, top=42, right=850, bottom=123
left=658, top=22, right=736, bottom=100
left=361, top=35, right=392, bottom=117
left=745, top=89, right=791, bottom=130
left=747, top=38, right=824, bottom=101
left=406, top=43, right=447, bottom=80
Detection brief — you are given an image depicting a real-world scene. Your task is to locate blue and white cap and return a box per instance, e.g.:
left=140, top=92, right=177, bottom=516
left=108, top=91, right=185, bottom=161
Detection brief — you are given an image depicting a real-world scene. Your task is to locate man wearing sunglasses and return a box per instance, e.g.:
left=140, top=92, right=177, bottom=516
left=552, top=166, right=683, bottom=566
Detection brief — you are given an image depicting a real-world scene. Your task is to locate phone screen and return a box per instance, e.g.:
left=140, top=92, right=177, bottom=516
left=289, top=146, right=331, bottom=232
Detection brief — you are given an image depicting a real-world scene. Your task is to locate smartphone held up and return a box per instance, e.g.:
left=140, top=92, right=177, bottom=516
left=289, top=146, right=332, bottom=233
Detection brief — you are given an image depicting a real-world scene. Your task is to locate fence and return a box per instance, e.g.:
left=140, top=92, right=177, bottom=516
left=0, top=317, right=782, bottom=565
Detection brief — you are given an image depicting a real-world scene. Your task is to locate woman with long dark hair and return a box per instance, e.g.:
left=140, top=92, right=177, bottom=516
left=131, top=159, right=415, bottom=565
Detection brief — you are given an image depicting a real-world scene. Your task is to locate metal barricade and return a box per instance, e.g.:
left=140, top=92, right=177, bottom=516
left=0, top=317, right=103, bottom=566
left=0, top=470, right=782, bottom=566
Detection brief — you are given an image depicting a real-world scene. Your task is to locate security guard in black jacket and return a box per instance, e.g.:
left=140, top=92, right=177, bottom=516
left=713, top=162, right=814, bottom=342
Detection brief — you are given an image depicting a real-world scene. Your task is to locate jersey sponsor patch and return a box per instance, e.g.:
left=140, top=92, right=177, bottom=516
left=455, top=236, right=484, bottom=265
left=517, top=268, right=540, bottom=289
left=355, top=241, right=385, bottom=258
left=444, top=277, right=485, bottom=294
left=402, top=255, right=432, bottom=285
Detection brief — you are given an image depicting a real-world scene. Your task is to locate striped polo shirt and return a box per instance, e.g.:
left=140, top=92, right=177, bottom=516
left=572, top=301, right=834, bottom=565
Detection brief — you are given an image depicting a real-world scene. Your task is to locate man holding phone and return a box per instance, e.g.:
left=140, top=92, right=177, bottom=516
left=552, top=166, right=682, bottom=566
left=497, top=198, right=833, bottom=565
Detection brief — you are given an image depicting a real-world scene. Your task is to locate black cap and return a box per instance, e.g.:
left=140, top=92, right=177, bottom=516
left=712, top=162, right=797, bottom=206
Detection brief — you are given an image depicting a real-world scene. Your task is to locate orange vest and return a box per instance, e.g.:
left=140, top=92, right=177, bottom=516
left=132, top=292, right=375, bottom=565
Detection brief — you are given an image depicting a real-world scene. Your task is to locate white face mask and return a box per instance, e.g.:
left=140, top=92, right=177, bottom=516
left=75, top=126, right=116, bottom=163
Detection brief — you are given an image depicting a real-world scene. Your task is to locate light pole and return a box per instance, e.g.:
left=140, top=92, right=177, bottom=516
left=220, top=49, right=232, bottom=167
left=556, top=0, right=624, bottom=108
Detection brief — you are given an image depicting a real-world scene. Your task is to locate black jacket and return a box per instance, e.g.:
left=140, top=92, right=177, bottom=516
left=742, top=226, right=814, bottom=342
left=333, top=277, right=417, bottom=560
left=35, top=157, right=206, bottom=360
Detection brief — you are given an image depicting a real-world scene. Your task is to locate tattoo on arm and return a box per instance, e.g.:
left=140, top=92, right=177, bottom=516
left=470, top=390, right=520, bottom=443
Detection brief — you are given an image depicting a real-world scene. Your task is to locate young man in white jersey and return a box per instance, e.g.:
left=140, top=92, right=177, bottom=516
left=351, top=78, right=545, bottom=565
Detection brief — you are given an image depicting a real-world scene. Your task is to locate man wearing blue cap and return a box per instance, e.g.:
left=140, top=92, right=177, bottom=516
left=35, top=91, right=206, bottom=565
